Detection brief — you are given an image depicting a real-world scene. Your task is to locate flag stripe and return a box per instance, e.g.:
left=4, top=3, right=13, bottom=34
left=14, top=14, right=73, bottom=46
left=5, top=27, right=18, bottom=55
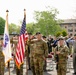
left=21, top=35, right=25, bottom=58
left=20, top=35, right=24, bottom=62
left=19, top=37, right=22, bottom=62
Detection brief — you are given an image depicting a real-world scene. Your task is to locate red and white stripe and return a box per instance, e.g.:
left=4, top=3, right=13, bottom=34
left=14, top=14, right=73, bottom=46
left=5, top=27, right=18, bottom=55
left=15, top=33, right=28, bottom=68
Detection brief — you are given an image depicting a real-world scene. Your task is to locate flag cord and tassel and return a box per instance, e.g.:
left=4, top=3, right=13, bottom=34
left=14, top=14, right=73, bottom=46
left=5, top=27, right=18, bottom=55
left=24, top=9, right=28, bottom=75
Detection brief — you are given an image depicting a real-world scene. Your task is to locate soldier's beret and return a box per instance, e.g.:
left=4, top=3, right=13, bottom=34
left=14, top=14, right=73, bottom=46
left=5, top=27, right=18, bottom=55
left=42, top=36, right=46, bottom=38
left=0, top=38, right=3, bottom=40
left=59, top=36, right=64, bottom=40
left=36, top=32, right=41, bottom=35
left=28, top=33, right=32, bottom=35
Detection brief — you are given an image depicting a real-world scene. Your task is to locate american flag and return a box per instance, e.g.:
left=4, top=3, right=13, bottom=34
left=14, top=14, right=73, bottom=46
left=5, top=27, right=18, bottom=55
left=15, top=18, right=28, bottom=68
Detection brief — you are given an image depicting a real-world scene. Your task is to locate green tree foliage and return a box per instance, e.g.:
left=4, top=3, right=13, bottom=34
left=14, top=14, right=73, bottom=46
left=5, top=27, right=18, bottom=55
left=9, top=23, right=20, bottom=34
left=26, top=22, right=40, bottom=34
left=0, top=17, right=20, bottom=34
left=0, top=17, right=5, bottom=34
left=33, top=7, right=62, bottom=35
left=55, top=32, right=61, bottom=37
left=16, top=26, right=21, bottom=34
left=55, top=30, right=67, bottom=37
left=62, top=30, right=67, bottom=37
left=26, top=23, right=34, bottom=34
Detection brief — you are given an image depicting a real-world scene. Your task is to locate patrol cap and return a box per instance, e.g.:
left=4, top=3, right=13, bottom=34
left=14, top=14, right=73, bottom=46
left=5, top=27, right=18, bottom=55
left=28, top=33, right=32, bottom=35
left=59, top=36, right=65, bottom=40
left=0, top=38, right=3, bottom=40
left=42, top=36, right=46, bottom=38
left=36, top=32, right=41, bottom=35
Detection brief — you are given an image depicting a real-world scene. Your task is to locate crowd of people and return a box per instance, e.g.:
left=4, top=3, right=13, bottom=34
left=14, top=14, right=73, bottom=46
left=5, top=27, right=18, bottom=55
left=0, top=32, right=76, bottom=75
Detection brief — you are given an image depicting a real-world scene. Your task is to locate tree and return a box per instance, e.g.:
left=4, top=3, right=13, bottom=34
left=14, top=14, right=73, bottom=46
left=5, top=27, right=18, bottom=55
left=33, top=7, right=62, bottom=36
left=26, top=23, right=34, bottom=34
left=0, top=17, right=5, bottom=34
left=9, top=23, right=20, bottom=34
left=62, top=30, right=67, bottom=37
left=55, top=30, right=67, bottom=37
left=26, top=22, right=40, bottom=34
left=16, top=26, right=21, bottom=34
left=55, top=32, right=61, bottom=37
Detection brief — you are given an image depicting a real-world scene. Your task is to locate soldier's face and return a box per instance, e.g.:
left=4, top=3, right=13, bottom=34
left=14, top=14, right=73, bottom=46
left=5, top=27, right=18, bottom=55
left=59, top=40, right=64, bottom=46
left=0, top=40, right=1, bottom=45
left=43, top=38, right=46, bottom=41
left=36, top=34, right=42, bottom=39
left=29, top=35, right=33, bottom=39
left=74, top=36, right=76, bottom=40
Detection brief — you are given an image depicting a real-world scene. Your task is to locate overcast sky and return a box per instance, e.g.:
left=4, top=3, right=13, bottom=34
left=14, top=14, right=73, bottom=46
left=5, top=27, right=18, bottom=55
left=0, top=0, right=76, bottom=25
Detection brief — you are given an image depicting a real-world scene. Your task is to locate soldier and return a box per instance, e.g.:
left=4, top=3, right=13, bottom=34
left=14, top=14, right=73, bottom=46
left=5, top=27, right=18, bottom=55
left=12, top=35, right=23, bottom=75
left=42, top=35, right=47, bottom=71
left=55, top=36, right=69, bottom=75
left=0, top=38, right=5, bottom=75
left=26, top=33, right=32, bottom=70
left=29, top=32, right=48, bottom=75
left=25, top=34, right=36, bottom=75
left=10, top=35, right=18, bottom=71
left=47, top=35, right=54, bottom=53
left=66, top=34, right=76, bottom=75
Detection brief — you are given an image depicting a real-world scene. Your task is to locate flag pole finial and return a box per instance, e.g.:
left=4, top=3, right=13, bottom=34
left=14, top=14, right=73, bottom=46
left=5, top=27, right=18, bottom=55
left=6, top=10, right=9, bottom=12
left=24, top=9, right=26, bottom=11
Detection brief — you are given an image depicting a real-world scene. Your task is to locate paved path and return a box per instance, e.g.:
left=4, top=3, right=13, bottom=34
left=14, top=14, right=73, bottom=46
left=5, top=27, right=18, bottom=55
left=4, top=57, right=74, bottom=75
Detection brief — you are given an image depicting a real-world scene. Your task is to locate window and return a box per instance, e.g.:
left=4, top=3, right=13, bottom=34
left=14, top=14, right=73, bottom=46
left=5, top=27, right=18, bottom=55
left=65, top=26, right=67, bottom=28
left=68, top=29, right=73, bottom=32
left=68, top=24, right=73, bottom=27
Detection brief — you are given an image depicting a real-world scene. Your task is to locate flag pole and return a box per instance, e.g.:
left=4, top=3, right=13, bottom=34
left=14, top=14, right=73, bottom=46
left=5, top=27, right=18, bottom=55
left=24, top=9, right=28, bottom=75
left=24, top=9, right=26, bottom=20
left=6, top=10, right=10, bottom=75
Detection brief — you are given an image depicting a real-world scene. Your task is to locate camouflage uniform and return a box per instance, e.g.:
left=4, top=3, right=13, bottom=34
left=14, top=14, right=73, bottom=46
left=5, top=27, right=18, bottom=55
left=25, top=39, right=36, bottom=75
left=55, top=45, right=69, bottom=75
left=11, top=38, right=18, bottom=70
left=0, top=41, right=5, bottom=75
left=30, top=39, right=48, bottom=75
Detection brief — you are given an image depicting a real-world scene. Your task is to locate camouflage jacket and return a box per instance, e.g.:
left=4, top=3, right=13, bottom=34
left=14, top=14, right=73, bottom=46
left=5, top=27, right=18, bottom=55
left=0, top=47, right=4, bottom=59
left=26, top=39, right=48, bottom=58
left=55, top=45, right=69, bottom=63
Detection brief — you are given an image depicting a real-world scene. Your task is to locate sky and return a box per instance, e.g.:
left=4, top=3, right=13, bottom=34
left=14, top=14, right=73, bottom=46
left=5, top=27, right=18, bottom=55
left=0, top=0, right=76, bottom=25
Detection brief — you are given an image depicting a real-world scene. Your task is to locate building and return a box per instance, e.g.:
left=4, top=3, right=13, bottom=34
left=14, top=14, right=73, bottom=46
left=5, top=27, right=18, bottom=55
left=60, top=19, right=76, bottom=36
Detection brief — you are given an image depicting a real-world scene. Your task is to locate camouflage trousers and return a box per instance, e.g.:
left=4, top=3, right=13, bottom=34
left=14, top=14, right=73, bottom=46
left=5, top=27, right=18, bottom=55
left=16, top=64, right=23, bottom=75
left=57, top=63, right=67, bottom=75
left=33, top=55, right=44, bottom=75
left=0, top=57, right=5, bottom=75
left=30, top=55, right=44, bottom=75
left=30, top=56, right=36, bottom=75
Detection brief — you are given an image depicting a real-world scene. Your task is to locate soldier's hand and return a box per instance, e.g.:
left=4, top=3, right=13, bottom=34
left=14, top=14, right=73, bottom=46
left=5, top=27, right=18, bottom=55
left=56, top=51, right=60, bottom=54
left=29, top=35, right=33, bottom=40
left=43, top=56, right=46, bottom=60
